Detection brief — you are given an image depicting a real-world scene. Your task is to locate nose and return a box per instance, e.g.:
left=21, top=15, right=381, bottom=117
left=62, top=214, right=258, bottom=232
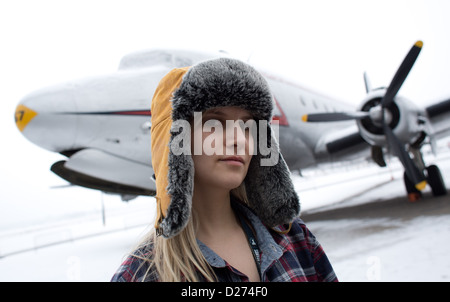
left=226, top=120, right=255, bottom=156
left=14, top=84, right=78, bottom=152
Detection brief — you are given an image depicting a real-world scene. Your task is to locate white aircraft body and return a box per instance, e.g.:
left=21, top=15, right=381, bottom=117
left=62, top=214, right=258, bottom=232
left=14, top=42, right=450, bottom=202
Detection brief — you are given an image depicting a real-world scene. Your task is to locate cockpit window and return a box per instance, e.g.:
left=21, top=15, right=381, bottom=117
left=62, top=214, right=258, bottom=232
left=118, top=49, right=220, bottom=70
left=119, top=51, right=173, bottom=70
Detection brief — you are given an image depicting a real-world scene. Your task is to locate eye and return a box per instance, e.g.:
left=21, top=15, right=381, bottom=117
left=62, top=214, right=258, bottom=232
left=240, top=119, right=256, bottom=134
left=203, top=119, right=224, bottom=133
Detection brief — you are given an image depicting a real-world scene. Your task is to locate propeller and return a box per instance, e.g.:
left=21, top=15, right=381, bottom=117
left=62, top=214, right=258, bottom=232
left=380, top=41, right=423, bottom=108
left=301, top=111, right=369, bottom=122
left=302, top=41, right=427, bottom=191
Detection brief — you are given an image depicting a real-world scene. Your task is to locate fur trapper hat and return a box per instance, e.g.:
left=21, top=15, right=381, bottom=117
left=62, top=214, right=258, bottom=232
left=151, top=58, right=300, bottom=238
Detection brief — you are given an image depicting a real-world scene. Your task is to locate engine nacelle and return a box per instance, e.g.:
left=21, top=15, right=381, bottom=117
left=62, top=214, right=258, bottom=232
left=356, top=89, right=429, bottom=148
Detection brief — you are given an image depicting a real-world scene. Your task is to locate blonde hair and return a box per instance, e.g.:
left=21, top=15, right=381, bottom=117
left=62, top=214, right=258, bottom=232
left=132, top=184, right=248, bottom=282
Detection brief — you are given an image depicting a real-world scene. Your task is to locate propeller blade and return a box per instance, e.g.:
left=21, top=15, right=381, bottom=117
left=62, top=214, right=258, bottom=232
left=383, top=124, right=427, bottom=191
left=363, top=71, right=372, bottom=93
left=381, top=40, right=423, bottom=108
left=302, top=112, right=369, bottom=122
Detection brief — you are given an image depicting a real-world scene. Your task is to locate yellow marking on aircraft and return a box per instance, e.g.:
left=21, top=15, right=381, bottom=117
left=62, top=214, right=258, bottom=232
left=15, top=104, right=37, bottom=132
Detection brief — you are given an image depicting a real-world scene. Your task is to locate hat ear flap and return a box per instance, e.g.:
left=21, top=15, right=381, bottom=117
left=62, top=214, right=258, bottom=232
left=151, top=67, right=192, bottom=238
left=161, top=149, right=194, bottom=238
left=159, top=118, right=195, bottom=238
left=244, top=124, right=300, bottom=227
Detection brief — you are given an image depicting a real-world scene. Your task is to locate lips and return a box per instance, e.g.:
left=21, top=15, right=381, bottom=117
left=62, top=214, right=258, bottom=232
left=219, top=156, right=245, bottom=165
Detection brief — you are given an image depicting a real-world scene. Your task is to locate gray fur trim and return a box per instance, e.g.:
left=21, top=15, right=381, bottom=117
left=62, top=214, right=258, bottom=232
left=245, top=124, right=300, bottom=227
left=171, top=58, right=273, bottom=122
left=161, top=151, right=194, bottom=238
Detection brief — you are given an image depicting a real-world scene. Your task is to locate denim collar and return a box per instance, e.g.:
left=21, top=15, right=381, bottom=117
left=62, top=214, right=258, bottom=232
left=196, top=200, right=283, bottom=274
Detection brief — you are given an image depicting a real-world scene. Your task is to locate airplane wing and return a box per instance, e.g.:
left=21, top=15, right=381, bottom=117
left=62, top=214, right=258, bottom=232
left=51, top=149, right=156, bottom=200
left=426, top=98, right=450, bottom=139
left=313, top=125, right=368, bottom=158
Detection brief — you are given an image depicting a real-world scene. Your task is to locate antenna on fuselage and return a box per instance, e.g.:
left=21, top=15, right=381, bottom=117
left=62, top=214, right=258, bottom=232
left=363, top=71, right=372, bottom=93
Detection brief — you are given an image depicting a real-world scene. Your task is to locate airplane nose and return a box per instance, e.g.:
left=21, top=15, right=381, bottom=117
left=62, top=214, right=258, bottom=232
left=14, top=84, right=78, bottom=152
left=14, top=103, right=38, bottom=132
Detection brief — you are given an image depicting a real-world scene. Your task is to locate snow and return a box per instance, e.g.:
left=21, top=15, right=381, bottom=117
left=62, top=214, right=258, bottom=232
left=0, top=141, right=449, bottom=282
left=322, top=215, right=450, bottom=282
left=0, top=194, right=156, bottom=281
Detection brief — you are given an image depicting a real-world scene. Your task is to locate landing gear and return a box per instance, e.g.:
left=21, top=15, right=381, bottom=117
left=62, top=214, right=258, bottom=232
left=426, top=165, right=447, bottom=196
left=403, top=164, right=447, bottom=201
left=404, top=171, right=422, bottom=201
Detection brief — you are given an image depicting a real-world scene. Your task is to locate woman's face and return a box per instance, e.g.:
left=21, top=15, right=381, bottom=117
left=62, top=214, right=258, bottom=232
left=191, top=106, right=255, bottom=191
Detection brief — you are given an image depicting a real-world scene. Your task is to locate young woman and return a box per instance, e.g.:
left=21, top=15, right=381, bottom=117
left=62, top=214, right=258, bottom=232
left=111, top=58, right=337, bottom=282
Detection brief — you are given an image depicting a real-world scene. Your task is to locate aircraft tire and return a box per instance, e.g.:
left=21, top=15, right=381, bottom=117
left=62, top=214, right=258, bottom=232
left=426, top=165, right=447, bottom=197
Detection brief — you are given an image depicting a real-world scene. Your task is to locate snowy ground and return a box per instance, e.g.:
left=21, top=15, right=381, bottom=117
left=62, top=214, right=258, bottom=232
left=308, top=209, right=450, bottom=282
left=0, top=142, right=449, bottom=282
left=297, top=144, right=450, bottom=282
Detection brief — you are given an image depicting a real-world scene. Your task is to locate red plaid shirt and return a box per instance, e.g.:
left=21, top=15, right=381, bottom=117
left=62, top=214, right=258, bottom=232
left=111, top=201, right=338, bottom=282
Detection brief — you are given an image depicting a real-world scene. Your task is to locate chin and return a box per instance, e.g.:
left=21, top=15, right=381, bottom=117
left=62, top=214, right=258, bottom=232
left=220, top=175, right=246, bottom=190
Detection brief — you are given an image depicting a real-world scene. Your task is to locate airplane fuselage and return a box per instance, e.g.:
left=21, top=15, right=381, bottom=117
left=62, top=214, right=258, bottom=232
left=16, top=63, right=354, bottom=171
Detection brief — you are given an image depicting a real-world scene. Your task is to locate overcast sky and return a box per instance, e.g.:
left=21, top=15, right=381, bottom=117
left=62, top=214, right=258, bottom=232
left=1, top=0, right=450, bottom=226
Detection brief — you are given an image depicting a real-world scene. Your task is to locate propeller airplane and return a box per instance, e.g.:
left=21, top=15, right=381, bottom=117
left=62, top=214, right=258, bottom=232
left=14, top=42, right=450, bottom=202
